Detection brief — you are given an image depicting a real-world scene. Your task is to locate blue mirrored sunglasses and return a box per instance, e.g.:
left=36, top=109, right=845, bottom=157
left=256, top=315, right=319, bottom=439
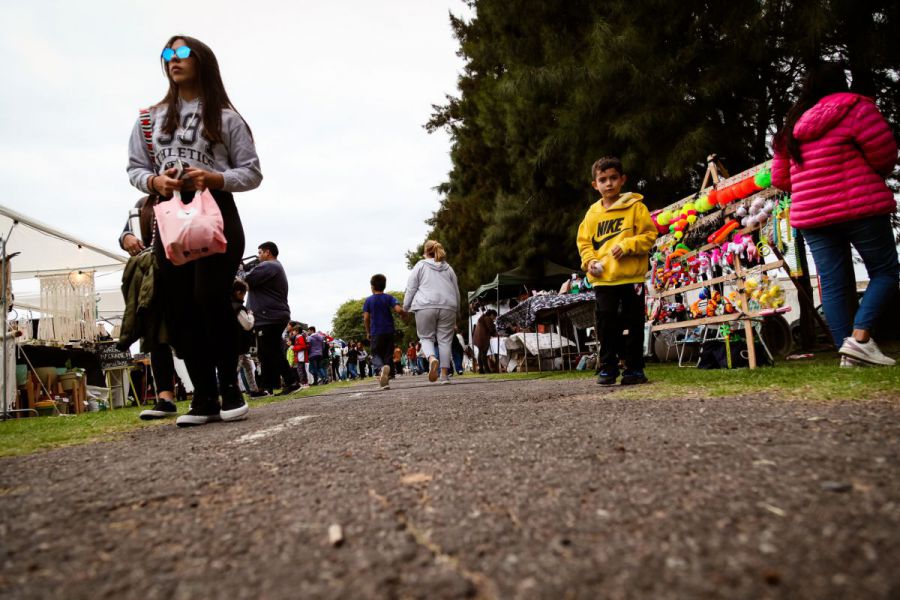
left=161, top=46, right=192, bottom=62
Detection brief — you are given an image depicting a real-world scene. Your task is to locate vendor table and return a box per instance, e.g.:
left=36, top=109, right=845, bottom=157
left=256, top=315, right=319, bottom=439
left=496, top=292, right=594, bottom=330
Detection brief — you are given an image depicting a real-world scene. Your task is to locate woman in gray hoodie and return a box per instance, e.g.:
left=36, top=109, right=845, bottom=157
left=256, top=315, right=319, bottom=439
left=404, top=240, right=460, bottom=383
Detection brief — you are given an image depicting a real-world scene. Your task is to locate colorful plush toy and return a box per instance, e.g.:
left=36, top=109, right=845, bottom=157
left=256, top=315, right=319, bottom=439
left=708, top=220, right=740, bottom=244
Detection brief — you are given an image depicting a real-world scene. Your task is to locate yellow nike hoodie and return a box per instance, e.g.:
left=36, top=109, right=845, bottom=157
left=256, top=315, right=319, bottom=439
left=576, top=192, right=658, bottom=286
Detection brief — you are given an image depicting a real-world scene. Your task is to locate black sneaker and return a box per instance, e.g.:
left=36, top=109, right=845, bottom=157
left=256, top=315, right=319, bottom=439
left=176, top=406, right=221, bottom=427
left=176, top=397, right=221, bottom=427
left=277, top=382, right=302, bottom=396
left=620, top=370, right=649, bottom=385
left=249, top=389, right=270, bottom=398
left=597, top=369, right=619, bottom=386
left=139, top=399, right=178, bottom=420
left=220, top=388, right=249, bottom=422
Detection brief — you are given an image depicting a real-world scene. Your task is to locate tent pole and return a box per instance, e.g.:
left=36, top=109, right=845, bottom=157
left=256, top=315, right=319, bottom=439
left=495, top=275, right=500, bottom=373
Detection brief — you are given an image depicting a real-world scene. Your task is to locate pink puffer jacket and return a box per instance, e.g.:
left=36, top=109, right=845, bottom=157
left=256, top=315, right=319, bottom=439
left=771, top=92, right=897, bottom=229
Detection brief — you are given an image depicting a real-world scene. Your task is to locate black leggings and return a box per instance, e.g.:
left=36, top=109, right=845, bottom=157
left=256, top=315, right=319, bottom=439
left=154, top=189, right=245, bottom=405
left=150, top=345, right=175, bottom=394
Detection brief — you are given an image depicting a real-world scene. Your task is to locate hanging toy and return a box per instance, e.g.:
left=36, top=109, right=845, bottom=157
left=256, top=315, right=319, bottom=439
left=708, top=220, right=740, bottom=244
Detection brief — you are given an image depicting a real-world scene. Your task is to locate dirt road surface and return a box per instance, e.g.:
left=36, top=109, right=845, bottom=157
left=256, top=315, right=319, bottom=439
left=1, top=376, right=898, bottom=599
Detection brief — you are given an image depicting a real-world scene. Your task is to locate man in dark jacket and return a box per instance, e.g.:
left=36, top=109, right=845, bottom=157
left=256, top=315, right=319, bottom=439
left=245, top=241, right=300, bottom=395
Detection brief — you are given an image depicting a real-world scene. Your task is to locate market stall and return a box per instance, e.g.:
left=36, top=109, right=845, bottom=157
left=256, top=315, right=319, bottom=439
left=646, top=156, right=827, bottom=368
left=1, top=203, right=128, bottom=418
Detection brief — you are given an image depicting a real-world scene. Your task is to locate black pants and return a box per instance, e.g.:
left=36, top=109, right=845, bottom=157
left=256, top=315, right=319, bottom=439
left=154, top=189, right=245, bottom=407
left=150, top=345, right=175, bottom=395
left=594, top=283, right=646, bottom=373
left=370, top=334, right=394, bottom=375
left=476, top=345, right=492, bottom=373
left=255, top=323, right=297, bottom=393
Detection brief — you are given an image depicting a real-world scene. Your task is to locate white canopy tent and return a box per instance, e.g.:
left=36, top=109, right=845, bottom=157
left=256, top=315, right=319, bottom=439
left=1, top=203, right=127, bottom=321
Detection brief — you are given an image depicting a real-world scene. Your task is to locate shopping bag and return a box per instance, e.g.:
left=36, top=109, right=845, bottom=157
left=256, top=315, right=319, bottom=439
left=153, top=189, right=227, bottom=266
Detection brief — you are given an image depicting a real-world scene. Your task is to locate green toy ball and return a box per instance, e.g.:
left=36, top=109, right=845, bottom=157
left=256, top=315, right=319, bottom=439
left=696, top=196, right=711, bottom=212
left=674, top=231, right=683, bottom=240
left=687, top=214, right=698, bottom=224
left=754, top=171, right=772, bottom=188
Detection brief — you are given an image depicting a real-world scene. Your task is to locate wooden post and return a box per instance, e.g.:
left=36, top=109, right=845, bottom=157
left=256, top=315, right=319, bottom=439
left=732, top=258, right=757, bottom=369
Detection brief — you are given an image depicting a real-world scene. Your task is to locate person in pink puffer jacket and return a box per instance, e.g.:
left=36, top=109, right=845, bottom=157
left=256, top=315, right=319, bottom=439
left=773, top=63, right=898, bottom=367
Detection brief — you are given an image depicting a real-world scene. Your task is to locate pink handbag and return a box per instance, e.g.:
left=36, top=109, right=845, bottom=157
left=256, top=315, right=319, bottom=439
left=153, top=189, right=227, bottom=266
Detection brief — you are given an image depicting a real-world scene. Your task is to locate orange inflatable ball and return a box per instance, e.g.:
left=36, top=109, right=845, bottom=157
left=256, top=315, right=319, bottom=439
left=708, top=189, right=719, bottom=206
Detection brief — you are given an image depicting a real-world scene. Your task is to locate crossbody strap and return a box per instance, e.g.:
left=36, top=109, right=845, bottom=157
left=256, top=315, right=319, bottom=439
left=138, top=108, right=159, bottom=251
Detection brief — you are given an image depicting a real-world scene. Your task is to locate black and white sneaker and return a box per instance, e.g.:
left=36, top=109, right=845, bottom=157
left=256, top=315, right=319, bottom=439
left=176, top=399, right=221, bottom=427
left=277, top=382, right=302, bottom=396
left=139, top=399, right=178, bottom=420
left=175, top=407, right=222, bottom=427
left=220, top=388, right=249, bottom=422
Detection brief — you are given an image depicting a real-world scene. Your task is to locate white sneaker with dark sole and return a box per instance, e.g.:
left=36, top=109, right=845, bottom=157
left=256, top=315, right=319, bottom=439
left=139, top=399, right=178, bottom=420
left=839, top=337, right=896, bottom=366
left=379, top=365, right=391, bottom=389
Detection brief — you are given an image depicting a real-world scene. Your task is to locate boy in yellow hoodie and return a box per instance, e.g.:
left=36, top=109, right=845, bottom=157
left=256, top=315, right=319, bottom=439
left=576, top=157, right=658, bottom=385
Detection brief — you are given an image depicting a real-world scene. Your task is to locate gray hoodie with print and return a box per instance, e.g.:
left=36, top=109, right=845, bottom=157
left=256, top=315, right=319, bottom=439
left=404, top=259, right=460, bottom=312
left=126, top=97, right=262, bottom=194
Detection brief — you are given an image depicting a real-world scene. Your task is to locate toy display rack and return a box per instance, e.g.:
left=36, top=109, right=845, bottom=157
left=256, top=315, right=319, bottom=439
left=649, top=158, right=782, bottom=369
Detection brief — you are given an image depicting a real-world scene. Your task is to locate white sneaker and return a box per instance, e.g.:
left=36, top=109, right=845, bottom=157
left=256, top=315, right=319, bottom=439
left=428, top=357, right=439, bottom=382
left=839, top=337, right=896, bottom=366
left=839, top=355, right=866, bottom=368
left=439, top=378, right=451, bottom=385
left=379, top=365, right=391, bottom=389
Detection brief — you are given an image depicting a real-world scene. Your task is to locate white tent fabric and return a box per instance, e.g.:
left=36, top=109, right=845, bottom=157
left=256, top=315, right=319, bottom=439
left=0, top=203, right=126, bottom=280
left=1, top=203, right=127, bottom=319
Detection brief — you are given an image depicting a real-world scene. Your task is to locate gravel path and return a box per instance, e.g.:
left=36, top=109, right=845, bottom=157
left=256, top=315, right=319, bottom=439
left=1, top=376, right=898, bottom=599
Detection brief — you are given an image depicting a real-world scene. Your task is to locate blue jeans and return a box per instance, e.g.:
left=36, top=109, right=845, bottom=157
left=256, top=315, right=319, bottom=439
left=802, top=215, right=899, bottom=345
left=347, top=361, right=358, bottom=379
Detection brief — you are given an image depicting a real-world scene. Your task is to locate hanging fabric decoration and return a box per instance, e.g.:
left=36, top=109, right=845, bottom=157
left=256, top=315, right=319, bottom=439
left=37, top=271, right=98, bottom=343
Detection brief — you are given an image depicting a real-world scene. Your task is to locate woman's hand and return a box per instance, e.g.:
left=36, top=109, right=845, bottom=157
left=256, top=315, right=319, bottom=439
left=183, top=167, right=225, bottom=192
left=152, top=168, right=184, bottom=196
left=122, top=233, right=144, bottom=256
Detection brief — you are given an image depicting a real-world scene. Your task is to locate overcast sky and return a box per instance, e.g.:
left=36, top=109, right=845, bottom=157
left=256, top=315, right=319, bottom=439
left=1, top=0, right=469, bottom=331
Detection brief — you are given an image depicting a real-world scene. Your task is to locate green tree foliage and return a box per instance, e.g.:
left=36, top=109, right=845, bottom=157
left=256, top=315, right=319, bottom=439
left=422, top=0, right=900, bottom=291
left=330, top=292, right=419, bottom=347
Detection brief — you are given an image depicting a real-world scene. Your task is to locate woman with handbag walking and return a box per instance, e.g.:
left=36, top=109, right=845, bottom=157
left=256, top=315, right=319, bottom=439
left=403, top=240, right=461, bottom=384
left=127, top=35, right=263, bottom=426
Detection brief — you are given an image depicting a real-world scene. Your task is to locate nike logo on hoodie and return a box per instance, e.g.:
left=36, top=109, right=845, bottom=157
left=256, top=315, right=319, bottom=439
left=592, top=217, right=631, bottom=251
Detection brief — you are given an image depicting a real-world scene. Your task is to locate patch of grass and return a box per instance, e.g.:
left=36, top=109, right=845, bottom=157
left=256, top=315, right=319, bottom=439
left=0, top=382, right=346, bottom=459
left=483, top=353, right=900, bottom=401
left=0, top=404, right=161, bottom=458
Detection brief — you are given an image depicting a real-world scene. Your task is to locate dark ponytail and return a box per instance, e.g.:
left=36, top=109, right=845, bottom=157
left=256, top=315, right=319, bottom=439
left=774, top=63, right=849, bottom=165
